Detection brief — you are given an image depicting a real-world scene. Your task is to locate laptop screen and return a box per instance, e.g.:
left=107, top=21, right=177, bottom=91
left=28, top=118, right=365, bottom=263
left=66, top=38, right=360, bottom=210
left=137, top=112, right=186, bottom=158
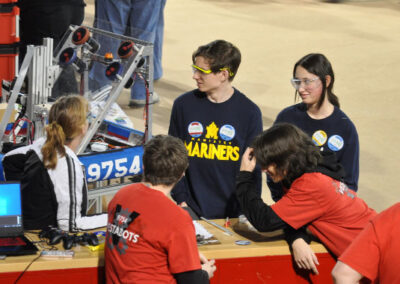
left=0, top=182, right=23, bottom=237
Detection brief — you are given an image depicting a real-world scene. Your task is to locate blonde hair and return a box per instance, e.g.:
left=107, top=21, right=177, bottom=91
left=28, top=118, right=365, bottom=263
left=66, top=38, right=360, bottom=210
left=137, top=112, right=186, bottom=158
left=42, top=95, right=88, bottom=169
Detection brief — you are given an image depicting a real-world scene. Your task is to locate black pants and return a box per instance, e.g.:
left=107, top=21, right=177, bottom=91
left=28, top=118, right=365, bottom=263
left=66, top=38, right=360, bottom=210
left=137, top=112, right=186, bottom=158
left=20, top=3, right=85, bottom=56
left=19, top=3, right=85, bottom=97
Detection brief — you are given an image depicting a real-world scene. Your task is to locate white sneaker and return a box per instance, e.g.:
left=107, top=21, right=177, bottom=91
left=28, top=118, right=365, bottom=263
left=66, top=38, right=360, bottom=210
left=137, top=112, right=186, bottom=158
left=129, top=92, right=160, bottom=108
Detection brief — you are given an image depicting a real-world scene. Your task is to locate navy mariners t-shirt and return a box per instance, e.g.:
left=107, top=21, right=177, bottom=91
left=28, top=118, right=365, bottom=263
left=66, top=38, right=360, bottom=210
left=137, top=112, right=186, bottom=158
left=270, top=103, right=359, bottom=197
left=169, top=88, right=262, bottom=219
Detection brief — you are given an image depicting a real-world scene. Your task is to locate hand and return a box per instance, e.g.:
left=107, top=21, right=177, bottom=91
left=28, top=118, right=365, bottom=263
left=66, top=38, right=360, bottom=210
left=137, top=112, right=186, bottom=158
left=178, top=202, right=188, bottom=207
left=240, top=147, right=256, bottom=172
left=292, top=238, right=319, bottom=275
left=201, top=258, right=216, bottom=279
left=199, top=252, right=208, bottom=264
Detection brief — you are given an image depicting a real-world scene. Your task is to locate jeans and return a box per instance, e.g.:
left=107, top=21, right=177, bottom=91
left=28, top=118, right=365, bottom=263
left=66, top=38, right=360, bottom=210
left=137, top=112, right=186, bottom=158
left=92, top=0, right=166, bottom=100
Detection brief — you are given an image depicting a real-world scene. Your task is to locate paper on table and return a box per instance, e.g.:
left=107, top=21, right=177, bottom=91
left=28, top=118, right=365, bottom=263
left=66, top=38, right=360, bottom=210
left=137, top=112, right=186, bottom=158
left=193, top=220, right=213, bottom=239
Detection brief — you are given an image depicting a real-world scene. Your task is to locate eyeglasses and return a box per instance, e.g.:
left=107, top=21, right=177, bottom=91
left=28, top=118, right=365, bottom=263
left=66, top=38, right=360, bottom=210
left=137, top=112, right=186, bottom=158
left=191, top=64, right=234, bottom=77
left=290, top=77, right=319, bottom=90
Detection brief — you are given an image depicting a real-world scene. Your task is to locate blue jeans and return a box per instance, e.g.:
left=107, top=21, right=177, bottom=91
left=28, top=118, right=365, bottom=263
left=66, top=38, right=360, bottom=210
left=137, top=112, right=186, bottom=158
left=92, top=0, right=166, bottom=100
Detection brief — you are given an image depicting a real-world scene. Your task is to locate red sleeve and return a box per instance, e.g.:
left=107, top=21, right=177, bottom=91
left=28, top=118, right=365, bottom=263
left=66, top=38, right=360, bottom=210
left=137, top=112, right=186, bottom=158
left=339, top=221, right=379, bottom=281
left=271, top=176, right=324, bottom=229
left=167, top=216, right=201, bottom=274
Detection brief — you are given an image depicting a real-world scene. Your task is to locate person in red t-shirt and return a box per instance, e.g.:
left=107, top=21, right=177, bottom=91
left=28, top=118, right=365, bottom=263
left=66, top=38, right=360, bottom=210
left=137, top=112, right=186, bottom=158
left=236, top=123, right=376, bottom=275
left=332, top=202, right=400, bottom=283
left=105, top=135, right=216, bottom=284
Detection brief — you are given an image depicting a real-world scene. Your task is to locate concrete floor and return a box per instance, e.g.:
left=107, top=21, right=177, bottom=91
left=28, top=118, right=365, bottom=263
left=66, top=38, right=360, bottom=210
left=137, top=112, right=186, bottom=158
left=84, top=0, right=400, bottom=212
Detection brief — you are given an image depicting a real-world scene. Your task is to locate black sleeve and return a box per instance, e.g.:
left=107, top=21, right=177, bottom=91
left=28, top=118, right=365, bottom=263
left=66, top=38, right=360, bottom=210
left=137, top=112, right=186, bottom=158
left=236, top=171, right=288, bottom=232
left=2, top=152, right=27, bottom=181
left=266, top=175, right=284, bottom=202
left=284, top=226, right=312, bottom=246
left=174, top=269, right=209, bottom=284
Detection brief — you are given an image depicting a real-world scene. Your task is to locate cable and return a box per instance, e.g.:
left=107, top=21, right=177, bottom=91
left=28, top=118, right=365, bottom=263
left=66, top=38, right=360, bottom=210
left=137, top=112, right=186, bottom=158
left=10, top=117, right=34, bottom=145
left=136, top=73, right=150, bottom=144
left=12, top=234, right=50, bottom=284
left=13, top=254, right=41, bottom=284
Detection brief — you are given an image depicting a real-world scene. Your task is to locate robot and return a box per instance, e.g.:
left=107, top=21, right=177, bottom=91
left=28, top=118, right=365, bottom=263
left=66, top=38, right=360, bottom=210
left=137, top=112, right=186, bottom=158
left=0, top=25, right=156, bottom=213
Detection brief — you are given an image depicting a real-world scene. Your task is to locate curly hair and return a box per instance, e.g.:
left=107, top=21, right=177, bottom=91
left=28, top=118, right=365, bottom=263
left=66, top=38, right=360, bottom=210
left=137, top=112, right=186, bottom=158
left=252, top=123, right=322, bottom=187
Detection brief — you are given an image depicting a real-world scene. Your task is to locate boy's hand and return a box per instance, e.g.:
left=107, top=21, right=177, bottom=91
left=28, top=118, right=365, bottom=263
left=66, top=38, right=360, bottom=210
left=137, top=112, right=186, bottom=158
left=201, top=258, right=216, bottom=279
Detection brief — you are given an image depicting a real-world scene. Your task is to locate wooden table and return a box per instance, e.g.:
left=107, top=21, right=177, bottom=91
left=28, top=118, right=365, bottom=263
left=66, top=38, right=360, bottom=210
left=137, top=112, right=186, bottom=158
left=0, top=220, right=336, bottom=283
left=198, top=219, right=336, bottom=283
left=0, top=231, right=105, bottom=284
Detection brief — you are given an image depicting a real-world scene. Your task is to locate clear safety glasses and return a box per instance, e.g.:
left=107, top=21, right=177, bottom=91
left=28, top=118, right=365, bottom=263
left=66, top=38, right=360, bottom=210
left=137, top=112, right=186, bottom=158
left=290, top=77, right=319, bottom=90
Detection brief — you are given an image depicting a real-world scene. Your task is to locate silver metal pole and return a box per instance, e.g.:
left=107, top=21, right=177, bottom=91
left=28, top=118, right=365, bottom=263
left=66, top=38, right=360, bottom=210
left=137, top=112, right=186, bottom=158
left=0, top=46, right=35, bottom=149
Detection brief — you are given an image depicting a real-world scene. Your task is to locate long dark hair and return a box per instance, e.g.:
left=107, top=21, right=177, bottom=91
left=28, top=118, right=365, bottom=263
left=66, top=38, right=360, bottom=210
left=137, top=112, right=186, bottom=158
left=293, top=53, right=340, bottom=109
left=252, top=123, right=322, bottom=188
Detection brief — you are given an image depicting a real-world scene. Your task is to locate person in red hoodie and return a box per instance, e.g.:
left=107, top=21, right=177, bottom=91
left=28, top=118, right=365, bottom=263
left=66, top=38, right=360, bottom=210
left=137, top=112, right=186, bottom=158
left=236, top=123, right=376, bottom=275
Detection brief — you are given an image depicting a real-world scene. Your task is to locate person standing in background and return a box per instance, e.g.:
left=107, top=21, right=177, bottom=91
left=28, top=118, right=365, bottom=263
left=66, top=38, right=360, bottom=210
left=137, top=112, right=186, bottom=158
left=18, top=0, right=85, bottom=57
left=92, top=0, right=165, bottom=107
left=18, top=0, right=86, bottom=97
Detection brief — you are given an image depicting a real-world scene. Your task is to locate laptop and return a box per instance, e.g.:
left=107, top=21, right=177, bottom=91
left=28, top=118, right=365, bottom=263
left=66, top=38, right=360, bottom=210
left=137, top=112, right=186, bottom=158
left=0, top=181, right=38, bottom=256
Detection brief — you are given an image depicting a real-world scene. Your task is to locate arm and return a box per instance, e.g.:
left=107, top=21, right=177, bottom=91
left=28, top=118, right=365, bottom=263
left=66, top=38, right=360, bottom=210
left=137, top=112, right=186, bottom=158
left=174, top=269, right=210, bottom=284
left=341, top=122, right=359, bottom=191
left=245, top=105, right=263, bottom=196
left=238, top=150, right=321, bottom=273
left=199, top=252, right=216, bottom=279
left=170, top=178, right=189, bottom=206
left=54, top=155, right=108, bottom=231
left=236, top=148, right=288, bottom=232
left=174, top=254, right=216, bottom=284
left=169, top=218, right=212, bottom=282
left=291, top=238, right=319, bottom=275
left=265, top=109, right=288, bottom=202
left=284, top=226, right=312, bottom=245
left=72, top=214, right=108, bottom=231
left=168, top=101, right=182, bottom=138
left=285, top=224, right=319, bottom=274
left=266, top=176, right=284, bottom=202
left=168, top=101, right=189, bottom=205
left=332, top=261, right=363, bottom=284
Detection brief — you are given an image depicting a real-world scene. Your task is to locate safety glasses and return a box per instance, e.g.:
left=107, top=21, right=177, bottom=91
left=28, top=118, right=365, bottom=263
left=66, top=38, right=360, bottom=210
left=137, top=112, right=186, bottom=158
left=191, top=64, right=234, bottom=77
left=290, top=77, right=319, bottom=90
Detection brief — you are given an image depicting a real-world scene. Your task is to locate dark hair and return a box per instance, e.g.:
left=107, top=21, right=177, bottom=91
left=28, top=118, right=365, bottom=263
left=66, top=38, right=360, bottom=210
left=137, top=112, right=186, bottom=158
left=42, top=95, right=88, bottom=169
left=142, top=135, right=189, bottom=186
left=293, top=53, right=340, bottom=109
left=192, top=39, right=241, bottom=81
left=252, top=123, right=322, bottom=187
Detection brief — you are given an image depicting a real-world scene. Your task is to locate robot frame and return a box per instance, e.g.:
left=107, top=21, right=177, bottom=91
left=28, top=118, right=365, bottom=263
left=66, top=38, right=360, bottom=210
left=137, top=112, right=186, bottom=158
left=0, top=25, right=156, bottom=213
